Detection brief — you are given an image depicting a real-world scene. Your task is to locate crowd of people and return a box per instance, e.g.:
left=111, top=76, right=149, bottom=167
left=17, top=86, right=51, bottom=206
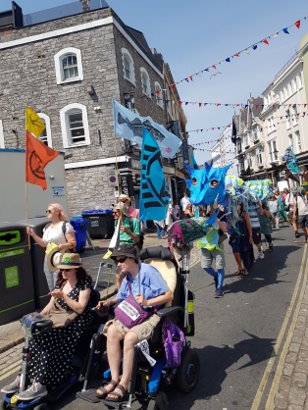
left=2, top=185, right=307, bottom=402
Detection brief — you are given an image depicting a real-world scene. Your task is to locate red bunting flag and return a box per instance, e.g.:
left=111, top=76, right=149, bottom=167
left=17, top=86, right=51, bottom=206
left=262, top=39, right=269, bottom=45
left=295, top=20, right=301, bottom=29
left=198, top=102, right=202, bottom=107
left=212, top=65, right=216, bottom=69
left=189, top=75, right=193, bottom=81
left=25, top=131, right=59, bottom=190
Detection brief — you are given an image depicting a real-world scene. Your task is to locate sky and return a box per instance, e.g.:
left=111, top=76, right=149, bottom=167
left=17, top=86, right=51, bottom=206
left=1, top=0, right=308, bottom=164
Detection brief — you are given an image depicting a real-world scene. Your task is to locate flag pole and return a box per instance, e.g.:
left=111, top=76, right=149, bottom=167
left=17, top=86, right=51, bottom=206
left=24, top=109, right=31, bottom=250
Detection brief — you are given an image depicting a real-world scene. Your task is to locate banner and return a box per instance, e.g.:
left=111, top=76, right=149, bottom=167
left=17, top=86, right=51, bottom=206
left=139, top=128, right=169, bottom=221
left=113, top=100, right=181, bottom=159
left=25, top=131, right=59, bottom=190
left=25, top=106, right=46, bottom=137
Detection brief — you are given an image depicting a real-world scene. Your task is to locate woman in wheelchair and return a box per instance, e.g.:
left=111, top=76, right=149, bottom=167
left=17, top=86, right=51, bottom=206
left=95, top=246, right=173, bottom=402
left=1, top=253, right=94, bottom=401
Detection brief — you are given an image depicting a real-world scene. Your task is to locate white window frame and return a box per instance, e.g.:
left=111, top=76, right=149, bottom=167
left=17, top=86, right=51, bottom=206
left=252, top=125, right=260, bottom=142
left=288, top=134, right=294, bottom=151
left=37, top=113, right=52, bottom=148
left=291, top=105, right=298, bottom=125
left=121, top=48, right=135, bottom=86
left=256, top=148, right=263, bottom=166
left=0, top=120, right=4, bottom=148
left=295, top=131, right=301, bottom=153
left=54, top=47, right=83, bottom=85
left=140, top=67, right=151, bottom=97
left=154, top=81, right=164, bottom=108
left=286, top=110, right=291, bottom=129
left=60, top=103, right=90, bottom=148
left=268, top=139, right=278, bottom=162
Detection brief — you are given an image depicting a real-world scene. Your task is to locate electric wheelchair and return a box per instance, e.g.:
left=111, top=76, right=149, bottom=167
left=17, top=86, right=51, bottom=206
left=79, top=246, right=200, bottom=410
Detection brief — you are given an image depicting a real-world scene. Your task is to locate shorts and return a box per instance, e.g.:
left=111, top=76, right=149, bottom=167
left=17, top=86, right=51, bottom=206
left=298, top=215, right=308, bottom=228
left=103, top=314, right=161, bottom=342
left=200, top=244, right=225, bottom=270
left=252, top=228, right=261, bottom=245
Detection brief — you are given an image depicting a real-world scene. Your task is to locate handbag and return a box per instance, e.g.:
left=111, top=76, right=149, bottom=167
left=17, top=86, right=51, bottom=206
left=114, top=281, right=150, bottom=328
left=162, top=319, right=185, bottom=368
left=47, top=300, right=78, bottom=328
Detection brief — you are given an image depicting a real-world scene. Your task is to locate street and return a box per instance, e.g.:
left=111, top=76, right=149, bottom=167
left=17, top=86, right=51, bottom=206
left=0, top=225, right=306, bottom=409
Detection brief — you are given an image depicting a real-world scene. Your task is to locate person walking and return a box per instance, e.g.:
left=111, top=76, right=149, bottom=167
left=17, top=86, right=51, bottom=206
left=112, top=202, right=140, bottom=247
left=293, top=191, right=308, bottom=242
left=26, top=203, right=76, bottom=291
left=259, top=202, right=274, bottom=251
left=247, top=199, right=264, bottom=259
left=180, top=190, right=191, bottom=214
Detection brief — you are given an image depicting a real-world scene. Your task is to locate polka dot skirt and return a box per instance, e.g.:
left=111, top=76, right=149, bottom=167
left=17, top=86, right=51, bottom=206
left=28, top=278, right=94, bottom=387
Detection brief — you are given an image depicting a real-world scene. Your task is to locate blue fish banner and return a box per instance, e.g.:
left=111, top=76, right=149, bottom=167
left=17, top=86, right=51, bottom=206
left=185, top=161, right=232, bottom=205
left=282, top=146, right=300, bottom=175
left=113, top=100, right=182, bottom=159
left=140, top=128, right=170, bottom=220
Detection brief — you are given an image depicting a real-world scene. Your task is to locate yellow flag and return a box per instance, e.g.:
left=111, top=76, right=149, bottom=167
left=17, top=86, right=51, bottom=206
left=25, top=107, right=45, bottom=137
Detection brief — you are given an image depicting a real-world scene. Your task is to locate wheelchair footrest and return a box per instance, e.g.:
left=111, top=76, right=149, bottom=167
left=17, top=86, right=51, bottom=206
left=76, top=389, right=100, bottom=403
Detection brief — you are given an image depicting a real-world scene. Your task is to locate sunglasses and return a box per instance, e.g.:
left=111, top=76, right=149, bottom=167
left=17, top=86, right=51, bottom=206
left=114, top=257, right=127, bottom=264
left=46, top=209, right=53, bottom=214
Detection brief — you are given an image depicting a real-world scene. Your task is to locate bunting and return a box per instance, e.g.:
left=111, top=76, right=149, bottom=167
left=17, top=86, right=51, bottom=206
left=169, top=16, right=306, bottom=87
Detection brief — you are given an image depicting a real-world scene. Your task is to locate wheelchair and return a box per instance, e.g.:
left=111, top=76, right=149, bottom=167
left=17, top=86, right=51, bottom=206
left=2, top=285, right=103, bottom=410
left=79, top=245, right=200, bottom=410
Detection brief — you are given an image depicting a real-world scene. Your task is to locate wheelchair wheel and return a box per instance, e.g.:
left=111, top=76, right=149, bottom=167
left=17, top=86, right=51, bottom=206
left=147, top=391, right=169, bottom=410
left=175, top=348, right=200, bottom=393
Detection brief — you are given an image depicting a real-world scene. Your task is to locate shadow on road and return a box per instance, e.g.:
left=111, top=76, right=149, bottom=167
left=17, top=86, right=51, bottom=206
left=168, top=330, right=275, bottom=408
left=223, top=245, right=300, bottom=295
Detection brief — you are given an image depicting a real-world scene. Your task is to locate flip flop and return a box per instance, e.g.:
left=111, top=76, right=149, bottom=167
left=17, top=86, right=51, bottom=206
left=96, top=380, right=118, bottom=399
left=104, top=383, right=128, bottom=403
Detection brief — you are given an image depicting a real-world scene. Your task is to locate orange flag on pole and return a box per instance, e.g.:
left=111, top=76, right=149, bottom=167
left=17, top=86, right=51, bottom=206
left=25, top=131, right=59, bottom=190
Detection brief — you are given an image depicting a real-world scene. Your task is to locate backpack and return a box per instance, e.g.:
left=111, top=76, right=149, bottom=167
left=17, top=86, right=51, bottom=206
left=162, top=319, right=185, bottom=368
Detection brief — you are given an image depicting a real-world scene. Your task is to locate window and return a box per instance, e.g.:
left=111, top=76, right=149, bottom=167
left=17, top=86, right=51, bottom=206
left=236, top=140, right=242, bottom=153
left=140, top=68, right=151, bottom=97
left=295, top=131, right=301, bottom=153
left=288, top=134, right=294, bottom=150
left=37, top=113, right=52, bottom=147
left=154, top=82, right=164, bottom=108
left=291, top=105, right=298, bottom=125
left=54, top=47, right=83, bottom=84
left=269, top=139, right=278, bottom=162
left=242, top=133, right=248, bottom=148
left=0, top=120, right=4, bottom=148
left=286, top=110, right=291, bottom=129
left=60, top=103, right=90, bottom=148
left=121, top=48, right=135, bottom=85
left=256, top=148, right=263, bottom=166
left=252, top=125, right=260, bottom=142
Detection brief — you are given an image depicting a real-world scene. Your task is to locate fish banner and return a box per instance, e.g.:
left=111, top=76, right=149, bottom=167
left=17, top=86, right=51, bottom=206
left=139, top=128, right=169, bottom=221
left=112, top=100, right=182, bottom=159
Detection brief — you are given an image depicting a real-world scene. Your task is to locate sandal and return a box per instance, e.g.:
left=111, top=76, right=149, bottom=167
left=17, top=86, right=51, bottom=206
left=234, top=270, right=241, bottom=275
left=105, top=383, right=128, bottom=402
left=241, top=269, right=249, bottom=276
left=96, top=380, right=118, bottom=399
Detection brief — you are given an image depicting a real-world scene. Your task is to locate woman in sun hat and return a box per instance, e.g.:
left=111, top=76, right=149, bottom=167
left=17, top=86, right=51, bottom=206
left=1, top=253, right=94, bottom=401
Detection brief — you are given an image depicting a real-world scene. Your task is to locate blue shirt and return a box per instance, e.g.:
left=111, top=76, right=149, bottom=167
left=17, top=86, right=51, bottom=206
left=116, top=263, right=169, bottom=306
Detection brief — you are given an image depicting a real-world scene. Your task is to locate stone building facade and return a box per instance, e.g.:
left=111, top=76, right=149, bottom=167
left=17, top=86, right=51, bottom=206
left=0, top=1, right=186, bottom=215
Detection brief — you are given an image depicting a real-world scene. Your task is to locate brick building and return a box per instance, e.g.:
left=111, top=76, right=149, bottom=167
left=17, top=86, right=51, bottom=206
left=0, top=0, right=187, bottom=215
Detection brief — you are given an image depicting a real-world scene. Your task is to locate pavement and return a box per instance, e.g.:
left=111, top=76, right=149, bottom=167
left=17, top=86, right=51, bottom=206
left=1, top=231, right=308, bottom=408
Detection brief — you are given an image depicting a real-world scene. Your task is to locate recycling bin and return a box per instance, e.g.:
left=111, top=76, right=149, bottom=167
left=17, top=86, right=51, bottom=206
left=70, top=215, right=88, bottom=252
left=82, top=209, right=114, bottom=239
left=0, top=223, right=35, bottom=325
left=18, top=217, right=49, bottom=310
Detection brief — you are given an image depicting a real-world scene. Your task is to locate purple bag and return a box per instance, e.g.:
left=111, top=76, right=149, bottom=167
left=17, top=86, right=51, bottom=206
left=115, top=283, right=150, bottom=329
left=163, top=319, right=185, bottom=368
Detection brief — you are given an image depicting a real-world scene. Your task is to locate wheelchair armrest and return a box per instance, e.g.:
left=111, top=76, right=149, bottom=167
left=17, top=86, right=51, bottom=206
left=157, top=306, right=182, bottom=318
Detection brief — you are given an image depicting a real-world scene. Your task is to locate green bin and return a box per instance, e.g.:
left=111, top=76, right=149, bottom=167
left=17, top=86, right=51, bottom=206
left=0, top=223, right=35, bottom=325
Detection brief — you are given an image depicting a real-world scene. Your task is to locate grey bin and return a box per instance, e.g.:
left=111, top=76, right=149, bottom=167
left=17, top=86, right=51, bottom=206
left=0, top=223, right=35, bottom=325
left=18, top=217, right=49, bottom=310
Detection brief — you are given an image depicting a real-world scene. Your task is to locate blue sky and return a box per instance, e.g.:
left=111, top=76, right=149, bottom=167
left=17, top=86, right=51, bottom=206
left=2, top=0, right=308, bottom=163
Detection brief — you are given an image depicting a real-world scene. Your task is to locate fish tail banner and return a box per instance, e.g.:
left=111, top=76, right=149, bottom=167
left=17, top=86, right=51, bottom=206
left=139, top=128, right=169, bottom=221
